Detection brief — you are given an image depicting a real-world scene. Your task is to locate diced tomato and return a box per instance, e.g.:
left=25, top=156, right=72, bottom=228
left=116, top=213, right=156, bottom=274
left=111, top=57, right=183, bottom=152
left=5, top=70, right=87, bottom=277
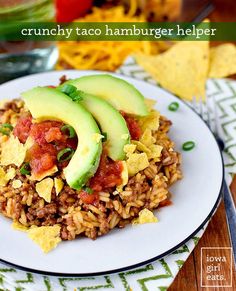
left=30, top=121, right=64, bottom=145
left=121, top=112, right=141, bottom=140
left=159, top=199, right=172, bottom=208
left=13, top=113, right=32, bottom=143
left=45, top=127, right=63, bottom=143
left=79, top=190, right=99, bottom=205
left=89, top=151, right=123, bottom=192
left=28, top=143, right=57, bottom=175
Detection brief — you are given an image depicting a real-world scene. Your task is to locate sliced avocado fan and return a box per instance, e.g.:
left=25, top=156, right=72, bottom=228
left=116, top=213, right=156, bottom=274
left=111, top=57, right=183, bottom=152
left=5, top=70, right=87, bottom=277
left=79, top=91, right=130, bottom=161
left=61, top=74, right=148, bottom=116
left=22, top=87, right=102, bottom=190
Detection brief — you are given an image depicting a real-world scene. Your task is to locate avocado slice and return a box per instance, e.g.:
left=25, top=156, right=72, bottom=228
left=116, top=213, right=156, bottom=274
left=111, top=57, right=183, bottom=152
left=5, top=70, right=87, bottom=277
left=78, top=91, right=130, bottom=160
left=21, top=87, right=102, bottom=190
left=62, top=74, right=148, bottom=116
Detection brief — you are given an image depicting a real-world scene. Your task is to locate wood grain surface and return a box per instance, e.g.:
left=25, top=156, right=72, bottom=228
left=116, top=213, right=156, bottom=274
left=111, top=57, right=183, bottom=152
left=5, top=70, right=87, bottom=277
left=169, top=0, right=236, bottom=290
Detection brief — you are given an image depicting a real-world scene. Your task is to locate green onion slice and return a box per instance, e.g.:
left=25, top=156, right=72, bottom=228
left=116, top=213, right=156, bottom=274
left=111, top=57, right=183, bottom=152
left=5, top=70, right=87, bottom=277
left=182, top=141, right=195, bottom=151
left=59, top=84, right=83, bottom=102
left=20, top=162, right=31, bottom=175
left=168, top=102, right=179, bottom=112
left=57, top=148, right=75, bottom=162
left=61, top=125, right=76, bottom=138
left=0, top=123, right=13, bottom=136
left=83, top=187, right=94, bottom=194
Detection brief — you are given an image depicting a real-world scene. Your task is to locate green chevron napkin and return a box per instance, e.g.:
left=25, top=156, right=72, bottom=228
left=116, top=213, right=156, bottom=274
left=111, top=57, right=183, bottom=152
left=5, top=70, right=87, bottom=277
left=0, top=57, right=235, bottom=291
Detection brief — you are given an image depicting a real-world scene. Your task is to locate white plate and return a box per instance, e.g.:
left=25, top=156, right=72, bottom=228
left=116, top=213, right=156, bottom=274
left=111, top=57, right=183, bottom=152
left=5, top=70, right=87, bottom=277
left=0, top=70, right=223, bottom=276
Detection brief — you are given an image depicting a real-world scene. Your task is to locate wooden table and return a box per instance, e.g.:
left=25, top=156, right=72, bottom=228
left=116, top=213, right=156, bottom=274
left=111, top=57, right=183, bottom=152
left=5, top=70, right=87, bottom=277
left=169, top=0, right=236, bottom=289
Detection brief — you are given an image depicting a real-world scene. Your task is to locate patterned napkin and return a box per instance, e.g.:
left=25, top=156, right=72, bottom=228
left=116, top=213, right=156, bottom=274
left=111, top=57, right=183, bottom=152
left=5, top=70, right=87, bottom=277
left=0, top=57, right=235, bottom=291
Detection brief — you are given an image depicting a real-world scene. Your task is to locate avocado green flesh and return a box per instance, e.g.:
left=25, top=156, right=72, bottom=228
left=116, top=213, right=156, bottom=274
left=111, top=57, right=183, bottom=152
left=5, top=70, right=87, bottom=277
left=79, top=92, right=130, bottom=161
left=63, top=74, right=148, bottom=116
left=21, top=87, right=102, bottom=190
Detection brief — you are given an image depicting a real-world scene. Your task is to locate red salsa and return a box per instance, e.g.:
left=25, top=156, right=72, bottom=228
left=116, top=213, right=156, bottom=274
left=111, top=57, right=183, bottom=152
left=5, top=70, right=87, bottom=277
left=14, top=116, right=78, bottom=176
left=121, top=112, right=141, bottom=140
left=89, top=151, right=123, bottom=192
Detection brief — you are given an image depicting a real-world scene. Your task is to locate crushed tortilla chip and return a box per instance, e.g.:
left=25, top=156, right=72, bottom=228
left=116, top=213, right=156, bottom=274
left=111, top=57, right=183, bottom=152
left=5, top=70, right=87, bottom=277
left=132, top=140, right=151, bottom=154
left=92, top=133, right=103, bottom=143
left=209, top=43, right=236, bottom=78
left=30, top=165, right=58, bottom=181
left=139, top=110, right=160, bottom=132
left=12, top=179, right=22, bottom=189
left=0, top=99, right=7, bottom=109
left=0, top=167, right=7, bottom=186
left=36, top=178, right=54, bottom=203
left=124, top=144, right=136, bottom=156
left=132, top=209, right=158, bottom=225
left=54, top=178, right=64, bottom=195
left=135, top=40, right=209, bottom=101
left=5, top=167, right=16, bottom=180
left=144, top=98, right=157, bottom=111
left=140, top=128, right=156, bottom=146
left=147, top=144, right=163, bottom=160
left=117, top=161, right=128, bottom=191
left=126, top=153, right=149, bottom=176
left=0, top=135, right=27, bottom=167
left=12, top=221, right=28, bottom=232
left=0, top=167, right=16, bottom=186
left=27, top=225, right=61, bottom=253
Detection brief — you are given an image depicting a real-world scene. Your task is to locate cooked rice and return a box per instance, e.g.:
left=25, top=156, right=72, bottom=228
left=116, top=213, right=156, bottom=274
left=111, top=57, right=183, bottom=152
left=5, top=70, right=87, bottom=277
left=0, top=99, right=182, bottom=241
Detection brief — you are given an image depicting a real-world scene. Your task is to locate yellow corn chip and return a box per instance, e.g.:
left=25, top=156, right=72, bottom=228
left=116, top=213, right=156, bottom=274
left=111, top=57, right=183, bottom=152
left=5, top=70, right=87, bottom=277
left=144, top=99, right=157, bottom=111
left=27, top=225, right=61, bottom=253
left=30, top=165, right=58, bottom=181
left=140, top=128, right=156, bottom=147
left=12, top=221, right=28, bottom=232
left=124, top=144, right=137, bottom=156
left=1, top=135, right=27, bottom=167
left=132, top=140, right=151, bottom=154
left=209, top=43, right=236, bottom=78
left=36, top=178, right=54, bottom=203
left=147, top=144, right=163, bottom=160
left=0, top=167, right=16, bottom=186
left=135, top=40, right=209, bottom=101
left=126, top=153, right=149, bottom=176
left=54, top=178, right=64, bottom=195
left=132, top=209, right=158, bottom=225
left=139, top=110, right=160, bottom=132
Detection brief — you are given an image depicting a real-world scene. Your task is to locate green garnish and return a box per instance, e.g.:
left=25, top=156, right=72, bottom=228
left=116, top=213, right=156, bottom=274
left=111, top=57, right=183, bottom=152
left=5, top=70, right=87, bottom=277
left=182, top=141, right=195, bottom=151
left=102, top=132, right=108, bottom=142
left=59, top=84, right=83, bottom=102
left=0, top=123, right=13, bottom=136
left=57, top=148, right=75, bottom=162
left=83, top=187, right=93, bottom=194
left=168, top=102, right=179, bottom=112
left=61, top=125, right=76, bottom=138
left=20, top=162, right=31, bottom=175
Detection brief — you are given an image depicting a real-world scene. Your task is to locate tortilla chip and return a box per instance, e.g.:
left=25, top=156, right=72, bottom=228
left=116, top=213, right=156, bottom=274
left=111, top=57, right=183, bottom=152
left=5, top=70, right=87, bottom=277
left=0, top=135, right=27, bottom=167
left=209, top=43, right=236, bottom=78
left=135, top=41, right=209, bottom=101
left=124, top=144, right=137, bottom=156
left=12, top=221, right=28, bottom=232
left=30, top=165, right=58, bottom=181
left=126, top=152, right=149, bottom=176
left=54, top=178, right=64, bottom=195
left=132, top=209, right=158, bottom=225
left=139, top=110, right=160, bottom=132
left=132, top=140, right=151, bottom=154
left=36, top=178, right=54, bottom=203
left=27, top=225, right=61, bottom=253
left=140, top=128, right=156, bottom=147
left=144, top=99, right=157, bottom=111
left=0, top=167, right=16, bottom=187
